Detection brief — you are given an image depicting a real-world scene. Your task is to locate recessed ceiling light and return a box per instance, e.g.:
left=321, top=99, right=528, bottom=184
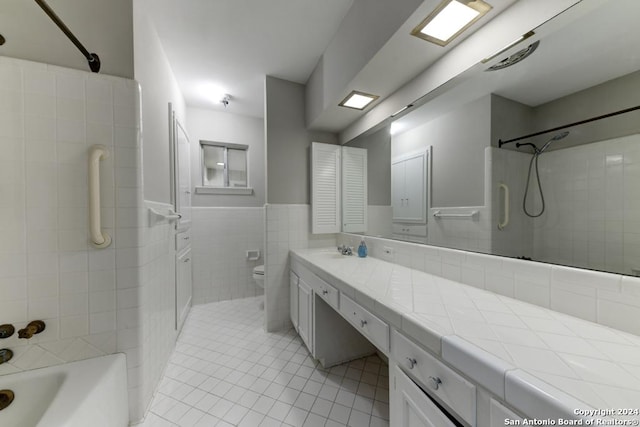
left=216, top=162, right=225, bottom=166
left=339, top=90, right=380, bottom=110
left=411, top=0, right=492, bottom=47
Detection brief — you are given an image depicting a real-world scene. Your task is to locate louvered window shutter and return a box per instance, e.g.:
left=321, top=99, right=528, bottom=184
left=312, top=142, right=341, bottom=234
left=342, top=146, right=367, bottom=233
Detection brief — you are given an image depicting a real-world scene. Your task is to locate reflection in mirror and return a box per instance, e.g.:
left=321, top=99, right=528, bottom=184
left=344, top=0, right=640, bottom=276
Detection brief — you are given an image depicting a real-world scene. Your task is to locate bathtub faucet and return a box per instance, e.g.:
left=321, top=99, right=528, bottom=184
left=0, top=349, right=13, bottom=364
left=18, top=320, right=46, bottom=339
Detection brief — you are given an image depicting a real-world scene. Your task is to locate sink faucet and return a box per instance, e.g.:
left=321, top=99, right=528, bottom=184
left=337, top=245, right=353, bottom=256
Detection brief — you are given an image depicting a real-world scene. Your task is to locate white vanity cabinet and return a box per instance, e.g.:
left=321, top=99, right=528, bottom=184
left=289, top=272, right=299, bottom=332
left=340, top=294, right=390, bottom=353
left=391, top=364, right=459, bottom=427
left=290, top=260, right=377, bottom=367
left=391, top=329, right=476, bottom=426
left=297, top=278, right=313, bottom=353
left=176, top=246, right=192, bottom=332
left=489, top=398, right=523, bottom=426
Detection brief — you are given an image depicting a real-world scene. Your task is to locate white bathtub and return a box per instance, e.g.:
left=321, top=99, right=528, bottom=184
left=0, top=353, right=128, bottom=427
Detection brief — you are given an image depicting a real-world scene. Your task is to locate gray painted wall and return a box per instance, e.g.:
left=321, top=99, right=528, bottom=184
left=265, top=76, right=337, bottom=204
left=133, top=5, right=186, bottom=204
left=187, top=107, right=265, bottom=207
left=393, top=95, right=491, bottom=208
left=532, top=69, right=640, bottom=150
left=492, top=70, right=640, bottom=153
left=305, top=0, right=422, bottom=128
left=0, top=0, right=133, bottom=78
left=491, top=94, right=534, bottom=147
left=347, top=124, right=391, bottom=206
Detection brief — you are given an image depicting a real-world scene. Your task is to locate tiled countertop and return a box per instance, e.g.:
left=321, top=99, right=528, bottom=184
left=290, top=248, right=640, bottom=422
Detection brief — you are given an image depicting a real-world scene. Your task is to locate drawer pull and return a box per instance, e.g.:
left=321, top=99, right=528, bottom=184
left=183, top=258, right=190, bottom=263
left=428, top=376, right=442, bottom=390
left=322, top=289, right=328, bottom=295
left=406, top=357, right=417, bottom=370
left=360, top=319, right=368, bottom=327
left=183, top=236, right=190, bottom=240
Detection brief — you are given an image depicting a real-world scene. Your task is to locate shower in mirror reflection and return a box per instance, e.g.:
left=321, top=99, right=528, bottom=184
left=517, top=131, right=569, bottom=218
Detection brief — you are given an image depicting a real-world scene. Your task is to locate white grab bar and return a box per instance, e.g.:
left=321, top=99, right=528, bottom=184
left=433, top=210, right=479, bottom=219
left=498, top=183, right=510, bottom=230
left=89, top=145, right=111, bottom=248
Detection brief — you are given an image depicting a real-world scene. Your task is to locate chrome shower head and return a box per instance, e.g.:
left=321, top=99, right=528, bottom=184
left=540, top=131, right=569, bottom=153
left=551, top=131, right=570, bottom=141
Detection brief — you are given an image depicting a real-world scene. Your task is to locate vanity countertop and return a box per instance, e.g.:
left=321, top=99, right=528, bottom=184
left=290, top=248, right=640, bottom=422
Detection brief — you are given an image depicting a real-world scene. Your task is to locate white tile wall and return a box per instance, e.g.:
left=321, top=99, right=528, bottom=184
left=489, top=147, right=534, bottom=258
left=339, top=233, right=640, bottom=337
left=0, top=57, right=126, bottom=379
left=130, top=200, right=179, bottom=421
left=0, top=56, right=178, bottom=424
left=264, top=205, right=336, bottom=332
left=366, top=206, right=393, bottom=239
left=488, top=136, right=640, bottom=276
left=191, top=207, right=264, bottom=305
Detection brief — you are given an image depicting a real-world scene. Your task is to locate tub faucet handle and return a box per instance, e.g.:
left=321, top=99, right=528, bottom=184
left=0, top=349, right=13, bottom=364
left=18, top=320, right=46, bottom=339
left=0, top=324, right=14, bottom=339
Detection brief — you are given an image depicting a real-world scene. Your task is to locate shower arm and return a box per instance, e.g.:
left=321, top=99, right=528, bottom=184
left=498, top=104, right=640, bottom=148
left=34, top=0, right=101, bottom=72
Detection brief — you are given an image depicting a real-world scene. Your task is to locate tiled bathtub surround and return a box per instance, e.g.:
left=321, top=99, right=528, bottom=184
left=490, top=134, right=640, bottom=276
left=0, top=57, right=136, bottom=374
left=0, top=56, right=179, bottom=423
left=265, top=205, right=336, bottom=332
left=530, top=134, right=640, bottom=275
left=191, top=207, right=264, bottom=304
left=339, top=233, right=640, bottom=337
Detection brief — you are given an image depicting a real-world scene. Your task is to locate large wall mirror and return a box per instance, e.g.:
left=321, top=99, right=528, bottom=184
left=343, top=0, right=640, bottom=277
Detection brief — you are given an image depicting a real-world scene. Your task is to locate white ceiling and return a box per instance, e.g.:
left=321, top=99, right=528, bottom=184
left=145, top=0, right=354, bottom=118
left=145, top=0, right=520, bottom=127
left=393, top=0, right=640, bottom=135
left=307, top=0, right=518, bottom=132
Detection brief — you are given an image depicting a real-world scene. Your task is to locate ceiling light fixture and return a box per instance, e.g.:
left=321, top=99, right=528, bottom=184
left=411, top=0, right=492, bottom=47
left=339, top=90, right=380, bottom=110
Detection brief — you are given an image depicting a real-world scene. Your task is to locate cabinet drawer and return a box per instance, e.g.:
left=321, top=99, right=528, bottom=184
left=340, top=295, right=389, bottom=353
left=310, top=275, right=339, bottom=309
left=176, top=228, right=192, bottom=251
left=391, top=329, right=476, bottom=426
left=392, top=223, right=427, bottom=236
left=296, top=264, right=339, bottom=309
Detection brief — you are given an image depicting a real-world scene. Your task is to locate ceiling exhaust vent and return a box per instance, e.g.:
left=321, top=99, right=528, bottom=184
left=486, top=40, right=539, bottom=71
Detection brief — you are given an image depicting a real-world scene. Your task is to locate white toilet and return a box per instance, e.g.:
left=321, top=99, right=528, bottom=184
left=252, top=265, right=265, bottom=289
left=253, top=265, right=265, bottom=310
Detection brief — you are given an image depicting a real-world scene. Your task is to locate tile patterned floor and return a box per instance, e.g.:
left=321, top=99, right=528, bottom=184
left=138, top=297, right=390, bottom=427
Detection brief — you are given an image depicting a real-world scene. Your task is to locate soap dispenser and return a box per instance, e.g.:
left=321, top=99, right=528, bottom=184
left=357, top=238, right=367, bottom=258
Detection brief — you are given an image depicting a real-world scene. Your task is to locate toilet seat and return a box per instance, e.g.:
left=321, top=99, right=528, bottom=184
left=253, top=265, right=264, bottom=276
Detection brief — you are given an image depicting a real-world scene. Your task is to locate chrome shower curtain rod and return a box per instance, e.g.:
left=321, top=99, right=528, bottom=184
left=34, top=0, right=101, bottom=72
left=498, top=104, right=640, bottom=148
